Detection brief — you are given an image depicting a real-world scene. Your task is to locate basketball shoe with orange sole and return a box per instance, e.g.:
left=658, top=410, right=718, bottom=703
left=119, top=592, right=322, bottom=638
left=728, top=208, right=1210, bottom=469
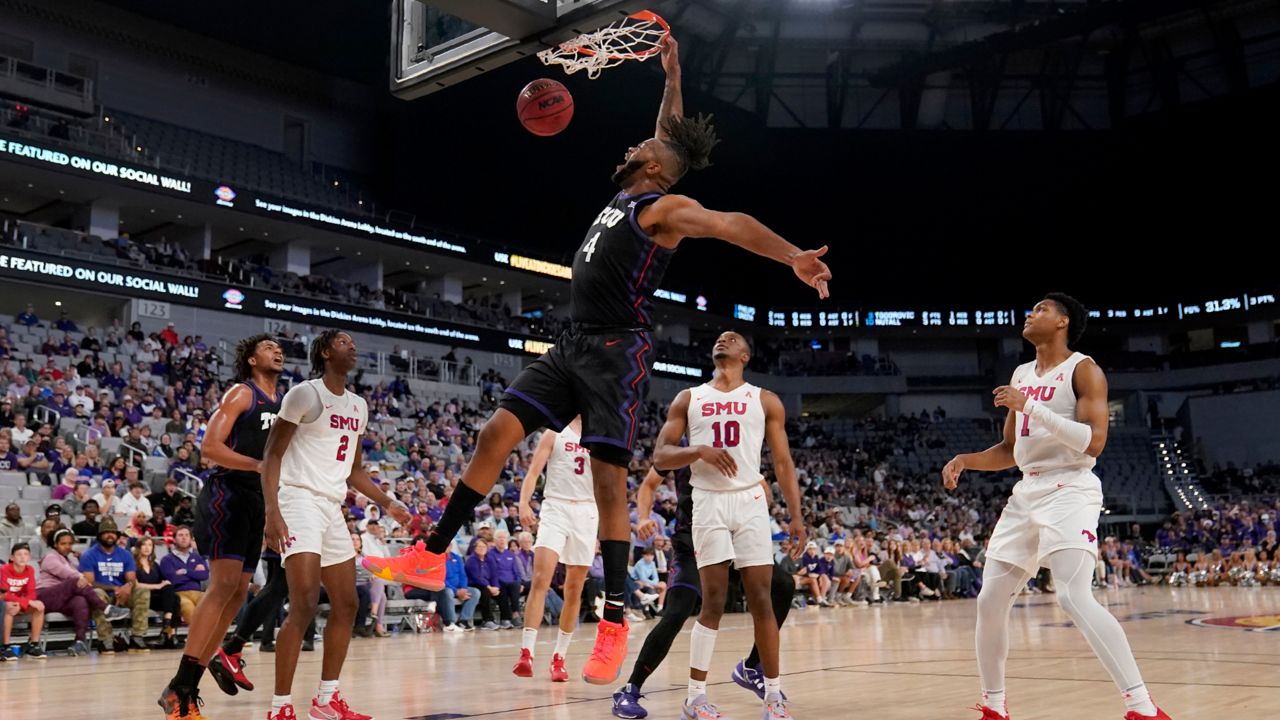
left=581, top=619, right=629, bottom=685
left=360, top=541, right=445, bottom=591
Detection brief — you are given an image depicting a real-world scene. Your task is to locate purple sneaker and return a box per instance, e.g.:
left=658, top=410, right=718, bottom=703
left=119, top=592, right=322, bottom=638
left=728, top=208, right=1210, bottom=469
left=611, top=683, right=648, bottom=719
left=732, top=660, right=788, bottom=701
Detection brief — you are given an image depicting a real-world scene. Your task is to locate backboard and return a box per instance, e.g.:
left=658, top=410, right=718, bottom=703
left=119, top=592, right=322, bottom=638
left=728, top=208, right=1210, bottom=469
left=391, top=0, right=652, bottom=99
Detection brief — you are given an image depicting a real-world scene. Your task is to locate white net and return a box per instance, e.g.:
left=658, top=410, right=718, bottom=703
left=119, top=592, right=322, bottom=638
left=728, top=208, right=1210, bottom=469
left=538, top=11, right=669, bottom=80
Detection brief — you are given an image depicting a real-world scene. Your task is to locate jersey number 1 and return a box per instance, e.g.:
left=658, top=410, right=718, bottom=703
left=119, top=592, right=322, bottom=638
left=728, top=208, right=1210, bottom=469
left=711, top=420, right=740, bottom=448
left=1020, top=414, right=1031, bottom=437
left=336, top=436, right=350, bottom=461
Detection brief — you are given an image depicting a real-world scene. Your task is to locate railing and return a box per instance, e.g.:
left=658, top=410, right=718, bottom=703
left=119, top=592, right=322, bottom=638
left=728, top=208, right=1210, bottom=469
left=0, top=55, right=93, bottom=111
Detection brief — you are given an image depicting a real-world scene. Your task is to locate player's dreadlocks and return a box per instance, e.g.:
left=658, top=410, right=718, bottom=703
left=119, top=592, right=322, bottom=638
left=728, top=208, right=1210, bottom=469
left=233, top=334, right=275, bottom=382
left=661, top=113, right=720, bottom=182
left=309, top=329, right=343, bottom=378
left=1044, top=292, right=1088, bottom=346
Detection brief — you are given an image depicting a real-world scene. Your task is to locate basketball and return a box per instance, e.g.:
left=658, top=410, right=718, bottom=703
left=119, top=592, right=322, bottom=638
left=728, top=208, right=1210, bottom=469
left=517, top=78, right=574, bottom=136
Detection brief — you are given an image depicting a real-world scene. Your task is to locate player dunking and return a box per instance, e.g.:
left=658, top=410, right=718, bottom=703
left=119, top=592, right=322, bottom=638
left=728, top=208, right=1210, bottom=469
left=652, top=331, right=805, bottom=719
left=262, top=331, right=411, bottom=720
left=942, top=294, right=1173, bottom=720
left=158, top=335, right=284, bottom=720
left=512, top=415, right=595, bottom=681
left=364, top=33, right=831, bottom=685
left=612, top=459, right=798, bottom=719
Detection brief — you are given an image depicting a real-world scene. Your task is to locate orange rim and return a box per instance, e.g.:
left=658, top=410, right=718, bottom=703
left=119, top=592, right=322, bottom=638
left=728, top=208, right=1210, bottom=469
left=573, top=10, right=669, bottom=59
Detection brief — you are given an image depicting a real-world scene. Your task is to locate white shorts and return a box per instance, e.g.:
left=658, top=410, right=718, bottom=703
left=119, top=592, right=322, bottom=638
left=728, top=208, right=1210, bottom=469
left=691, top=486, right=773, bottom=569
left=986, top=469, right=1103, bottom=575
left=535, top=497, right=599, bottom=567
left=279, top=484, right=355, bottom=568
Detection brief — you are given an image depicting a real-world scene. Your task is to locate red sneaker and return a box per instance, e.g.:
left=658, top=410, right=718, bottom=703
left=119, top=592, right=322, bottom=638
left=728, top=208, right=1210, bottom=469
left=513, top=648, right=534, bottom=677
left=549, top=653, right=569, bottom=682
left=267, top=704, right=298, bottom=720
left=581, top=619, right=629, bottom=685
left=311, top=692, right=373, bottom=720
left=1125, top=708, right=1172, bottom=720
left=209, top=646, right=254, bottom=694
left=974, top=705, right=1010, bottom=720
left=361, top=541, right=445, bottom=592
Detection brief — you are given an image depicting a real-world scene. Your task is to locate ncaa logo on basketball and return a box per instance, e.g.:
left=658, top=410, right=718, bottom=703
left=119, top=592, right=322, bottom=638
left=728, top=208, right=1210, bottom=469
left=214, top=185, right=237, bottom=207
left=222, top=288, right=245, bottom=310
left=1188, top=615, right=1280, bottom=632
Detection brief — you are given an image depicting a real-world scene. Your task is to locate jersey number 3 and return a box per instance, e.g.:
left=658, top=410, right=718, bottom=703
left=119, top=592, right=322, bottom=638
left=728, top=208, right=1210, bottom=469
left=336, top=436, right=350, bottom=461
left=574, top=456, right=586, bottom=475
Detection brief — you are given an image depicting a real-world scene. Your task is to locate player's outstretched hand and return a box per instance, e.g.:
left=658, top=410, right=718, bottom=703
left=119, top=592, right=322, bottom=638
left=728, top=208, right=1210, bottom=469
left=696, top=445, right=738, bottom=478
left=787, top=518, right=807, bottom=560
left=942, top=456, right=964, bottom=490
left=265, top=509, right=291, bottom=554
left=792, top=246, right=831, bottom=299
left=660, top=35, right=680, bottom=75
left=992, top=385, right=1028, bottom=413
left=386, top=500, right=412, bottom=527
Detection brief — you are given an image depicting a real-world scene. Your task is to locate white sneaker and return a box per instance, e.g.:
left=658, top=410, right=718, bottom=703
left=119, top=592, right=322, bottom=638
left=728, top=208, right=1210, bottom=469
left=625, top=610, right=645, bottom=623
left=920, top=587, right=937, bottom=598
left=442, top=623, right=461, bottom=633
left=640, top=593, right=659, bottom=606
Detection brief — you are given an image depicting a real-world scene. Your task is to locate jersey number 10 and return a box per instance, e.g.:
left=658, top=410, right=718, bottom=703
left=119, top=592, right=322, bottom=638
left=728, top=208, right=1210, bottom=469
left=711, top=420, right=740, bottom=448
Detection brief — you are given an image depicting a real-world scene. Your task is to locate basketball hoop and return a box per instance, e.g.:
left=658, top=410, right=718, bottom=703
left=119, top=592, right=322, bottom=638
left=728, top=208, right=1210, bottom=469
left=538, top=10, right=670, bottom=80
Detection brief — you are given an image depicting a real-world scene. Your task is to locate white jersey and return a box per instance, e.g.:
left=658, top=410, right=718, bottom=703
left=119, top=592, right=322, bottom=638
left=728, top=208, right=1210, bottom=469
left=1011, top=352, right=1096, bottom=475
left=544, top=424, right=594, bottom=503
left=687, top=381, right=766, bottom=492
left=277, top=379, right=368, bottom=502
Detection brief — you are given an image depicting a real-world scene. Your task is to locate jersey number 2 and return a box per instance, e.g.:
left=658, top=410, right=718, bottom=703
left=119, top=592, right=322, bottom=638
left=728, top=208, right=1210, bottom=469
left=573, top=456, right=586, bottom=475
left=336, top=436, right=350, bottom=461
left=582, top=232, right=601, bottom=263
left=711, top=421, right=740, bottom=448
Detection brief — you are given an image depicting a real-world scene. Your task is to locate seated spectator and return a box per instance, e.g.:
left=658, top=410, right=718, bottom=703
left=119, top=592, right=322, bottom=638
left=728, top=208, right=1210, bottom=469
left=134, top=535, right=181, bottom=648
left=1, top=542, right=46, bottom=660
left=51, top=467, right=81, bottom=501
left=114, top=479, right=153, bottom=527
left=14, top=304, right=39, bottom=327
left=0, top=503, right=22, bottom=539
left=79, top=516, right=150, bottom=652
left=827, top=540, right=856, bottom=605
left=466, top=539, right=500, bottom=631
left=159, top=526, right=208, bottom=628
left=630, top=547, right=666, bottom=611
left=17, top=438, right=51, bottom=483
left=149, top=477, right=182, bottom=519
left=0, top=436, right=17, bottom=473
left=93, top=478, right=119, bottom=519
left=404, top=538, right=480, bottom=631
left=796, top=541, right=830, bottom=606
left=486, top=531, right=523, bottom=630
left=72, top=499, right=101, bottom=537
left=38, top=528, right=125, bottom=655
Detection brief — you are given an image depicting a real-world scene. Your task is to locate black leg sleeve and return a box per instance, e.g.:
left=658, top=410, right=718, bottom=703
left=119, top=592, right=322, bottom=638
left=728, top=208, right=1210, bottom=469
left=624, top=585, right=700, bottom=691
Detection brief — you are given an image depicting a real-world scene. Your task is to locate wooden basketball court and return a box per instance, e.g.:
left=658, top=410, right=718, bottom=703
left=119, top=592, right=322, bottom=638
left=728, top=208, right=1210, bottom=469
left=6, top=586, right=1274, bottom=719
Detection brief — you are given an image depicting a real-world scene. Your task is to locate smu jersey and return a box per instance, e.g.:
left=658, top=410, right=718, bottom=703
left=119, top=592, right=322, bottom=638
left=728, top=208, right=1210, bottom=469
left=1011, top=352, right=1097, bottom=474
left=570, top=192, right=675, bottom=328
left=279, top=379, right=367, bottom=502
left=210, top=381, right=282, bottom=488
left=544, top=424, right=594, bottom=503
left=687, top=382, right=766, bottom=492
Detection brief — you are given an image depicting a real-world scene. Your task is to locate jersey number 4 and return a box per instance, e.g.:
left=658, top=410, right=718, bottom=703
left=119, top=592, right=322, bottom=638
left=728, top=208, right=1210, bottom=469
left=711, top=421, right=740, bottom=448
left=582, top=232, right=601, bottom=263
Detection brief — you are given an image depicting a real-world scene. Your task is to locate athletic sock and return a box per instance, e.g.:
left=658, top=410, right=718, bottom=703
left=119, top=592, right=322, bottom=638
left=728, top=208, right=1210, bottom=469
left=171, top=654, right=205, bottom=690
left=271, top=695, right=292, bottom=711
left=553, top=629, right=573, bottom=658
left=763, top=676, right=781, bottom=700
left=982, top=690, right=1006, bottom=714
left=601, top=540, right=630, bottom=624
left=521, top=628, right=537, bottom=655
left=317, top=679, right=339, bottom=707
left=223, top=635, right=246, bottom=655
left=1123, top=685, right=1158, bottom=716
left=686, top=679, right=707, bottom=704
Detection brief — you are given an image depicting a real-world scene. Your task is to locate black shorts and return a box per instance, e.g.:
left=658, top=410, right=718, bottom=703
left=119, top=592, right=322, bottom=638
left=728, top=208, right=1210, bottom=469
left=500, top=327, right=655, bottom=468
left=193, top=475, right=265, bottom=573
left=668, top=531, right=701, bottom=597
